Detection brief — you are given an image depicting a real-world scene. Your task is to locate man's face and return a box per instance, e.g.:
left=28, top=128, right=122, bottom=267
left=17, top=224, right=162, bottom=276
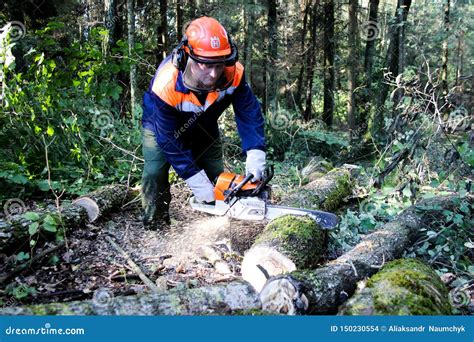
left=191, top=61, right=225, bottom=87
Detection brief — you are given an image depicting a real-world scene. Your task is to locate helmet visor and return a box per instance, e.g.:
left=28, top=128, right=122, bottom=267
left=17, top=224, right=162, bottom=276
left=182, top=56, right=236, bottom=92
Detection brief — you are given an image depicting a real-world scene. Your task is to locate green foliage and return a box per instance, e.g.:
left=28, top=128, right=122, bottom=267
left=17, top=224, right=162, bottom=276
left=0, top=21, right=142, bottom=199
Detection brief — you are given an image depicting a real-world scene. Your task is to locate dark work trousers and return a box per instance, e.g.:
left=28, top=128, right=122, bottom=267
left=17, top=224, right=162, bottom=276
left=141, top=127, right=224, bottom=226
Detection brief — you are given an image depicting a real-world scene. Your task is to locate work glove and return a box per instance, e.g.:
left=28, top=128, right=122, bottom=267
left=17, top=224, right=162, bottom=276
left=245, top=149, right=266, bottom=182
left=185, top=170, right=215, bottom=203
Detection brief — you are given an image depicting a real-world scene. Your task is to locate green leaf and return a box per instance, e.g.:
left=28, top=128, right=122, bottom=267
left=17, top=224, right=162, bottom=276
left=43, top=214, right=56, bottom=225
left=22, top=212, right=40, bottom=221
left=16, top=251, right=30, bottom=261
left=28, top=222, right=39, bottom=235
left=42, top=222, right=57, bottom=232
left=46, top=126, right=54, bottom=136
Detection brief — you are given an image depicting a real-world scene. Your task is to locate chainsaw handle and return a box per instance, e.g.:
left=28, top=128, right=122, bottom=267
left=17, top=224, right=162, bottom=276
left=224, top=173, right=254, bottom=203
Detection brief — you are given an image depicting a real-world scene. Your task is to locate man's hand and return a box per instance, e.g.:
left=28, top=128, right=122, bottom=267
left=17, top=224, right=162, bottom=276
left=185, top=170, right=215, bottom=203
left=245, top=149, right=266, bottom=182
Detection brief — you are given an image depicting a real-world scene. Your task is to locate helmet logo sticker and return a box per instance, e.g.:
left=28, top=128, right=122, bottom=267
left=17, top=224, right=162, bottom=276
left=210, top=36, right=220, bottom=49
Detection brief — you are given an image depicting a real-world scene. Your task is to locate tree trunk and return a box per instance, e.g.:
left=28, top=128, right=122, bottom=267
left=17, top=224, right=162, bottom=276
left=322, top=0, right=335, bottom=127
left=176, top=0, right=183, bottom=42
left=280, top=164, right=357, bottom=212
left=104, top=0, right=118, bottom=56
left=295, top=1, right=311, bottom=112
left=0, top=281, right=260, bottom=315
left=303, top=1, right=318, bottom=121
left=360, top=0, right=379, bottom=136
left=374, top=0, right=412, bottom=135
left=243, top=3, right=255, bottom=87
left=440, top=0, right=450, bottom=96
left=267, top=0, right=278, bottom=116
left=127, top=0, right=137, bottom=117
left=258, top=195, right=471, bottom=315
left=156, top=0, right=168, bottom=67
left=347, top=0, right=358, bottom=134
left=242, top=215, right=327, bottom=292
left=0, top=185, right=138, bottom=254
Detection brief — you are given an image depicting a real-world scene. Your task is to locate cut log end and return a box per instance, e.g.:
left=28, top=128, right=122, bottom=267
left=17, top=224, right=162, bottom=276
left=259, top=277, right=309, bottom=315
left=72, top=197, right=100, bottom=222
left=241, top=246, right=296, bottom=292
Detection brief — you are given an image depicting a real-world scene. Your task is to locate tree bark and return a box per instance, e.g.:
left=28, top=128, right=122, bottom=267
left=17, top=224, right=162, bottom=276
left=303, top=1, right=318, bottom=121
left=127, top=0, right=137, bottom=117
left=267, top=0, right=278, bottom=116
left=176, top=0, right=183, bottom=42
left=440, top=0, right=450, bottom=96
left=0, top=281, right=260, bottom=315
left=156, top=0, right=168, bottom=67
left=322, top=0, right=335, bottom=127
left=295, top=1, right=311, bottom=112
left=0, top=185, right=138, bottom=254
left=374, top=0, right=412, bottom=134
left=242, top=215, right=327, bottom=292
left=258, top=195, right=471, bottom=315
left=347, top=0, right=358, bottom=134
left=359, top=0, right=379, bottom=136
left=280, top=164, right=358, bottom=212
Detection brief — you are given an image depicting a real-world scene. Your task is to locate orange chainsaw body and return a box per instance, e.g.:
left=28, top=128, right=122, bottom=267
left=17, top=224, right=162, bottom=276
left=214, top=172, right=259, bottom=201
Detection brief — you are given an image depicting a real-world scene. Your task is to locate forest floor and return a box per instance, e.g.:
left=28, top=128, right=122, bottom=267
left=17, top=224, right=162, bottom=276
left=1, top=184, right=268, bottom=306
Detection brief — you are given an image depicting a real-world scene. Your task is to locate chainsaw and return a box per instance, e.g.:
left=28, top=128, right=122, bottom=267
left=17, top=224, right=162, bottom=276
left=189, top=167, right=339, bottom=229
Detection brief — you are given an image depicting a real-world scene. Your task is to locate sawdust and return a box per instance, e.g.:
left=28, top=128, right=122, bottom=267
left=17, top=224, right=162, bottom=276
left=1, top=183, right=266, bottom=306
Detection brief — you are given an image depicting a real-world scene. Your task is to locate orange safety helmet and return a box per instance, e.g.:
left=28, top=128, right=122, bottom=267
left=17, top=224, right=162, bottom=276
left=172, top=17, right=238, bottom=92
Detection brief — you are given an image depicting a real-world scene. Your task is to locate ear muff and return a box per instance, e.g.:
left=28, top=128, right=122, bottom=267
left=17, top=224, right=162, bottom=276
left=224, top=37, right=238, bottom=67
left=171, top=36, right=188, bottom=71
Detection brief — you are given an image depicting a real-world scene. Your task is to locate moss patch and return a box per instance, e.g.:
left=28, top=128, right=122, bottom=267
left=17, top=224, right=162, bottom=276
left=340, top=258, right=452, bottom=315
left=255, top=215, right=326, bottom=268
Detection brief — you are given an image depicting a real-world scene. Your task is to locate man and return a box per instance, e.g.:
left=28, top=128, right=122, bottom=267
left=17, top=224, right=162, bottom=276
left=141, top=17, right=266, bottom=229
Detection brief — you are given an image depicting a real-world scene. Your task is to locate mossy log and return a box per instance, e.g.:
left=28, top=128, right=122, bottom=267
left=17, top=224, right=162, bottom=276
left=258, top=195, right=472, bottom=315
left=280, top=164, right=358, bottom=212
left=241, top=215, right=327, bottom=292
left=0, top=281, right=260, bottom=316
left=339, top=258, right=452, bottom=315
left=0, top=185, right=137, bottom=254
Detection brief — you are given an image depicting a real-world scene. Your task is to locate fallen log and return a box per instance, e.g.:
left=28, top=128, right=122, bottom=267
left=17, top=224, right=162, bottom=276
left=280, top=164, right=358, bottom=212
left=338, top=258, right=452, bottom=315
left=241, top=215, right=327, bottom=292
left=241, top=165, right=358, bottom=292
left=0, top=185, right=138, bottom=254
left=0, top=281, right=260, bottom=315
left=258, top=195, right=472, bottom=315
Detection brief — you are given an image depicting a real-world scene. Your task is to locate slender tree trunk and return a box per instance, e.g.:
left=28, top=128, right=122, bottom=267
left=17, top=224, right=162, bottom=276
left=455, top=29, right=464, bottom=86
left=303, top=2, right=318, bottom=121
left=156, top=0, right=168, bottom=67
left=323, top=0, right=335, bottom=127
left=295, top=1, right=311, bottom=112
left=347, top=0, right=358, bottom=134
left=104, top=0, right=118, bottom=56
left=243, top=4, right=255, bottom=87
left=360, top=0, right=379, bottom=136
left=176, top=0, right=183, bottom=42
left=127, top=0, right=137, bottom=117
left=374, top=0, right=411, bottom=135
left=267, top=0, right=278, bottom=115
left=440, top=0, right=450, bottom=95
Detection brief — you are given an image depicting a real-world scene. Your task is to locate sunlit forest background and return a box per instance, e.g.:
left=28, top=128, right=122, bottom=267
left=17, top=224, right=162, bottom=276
left=0, top=0, right=472, bottom=311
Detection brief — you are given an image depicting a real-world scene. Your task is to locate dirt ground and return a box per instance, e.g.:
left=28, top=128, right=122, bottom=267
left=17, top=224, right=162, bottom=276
left=0, top=184, right=266, bottom=307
